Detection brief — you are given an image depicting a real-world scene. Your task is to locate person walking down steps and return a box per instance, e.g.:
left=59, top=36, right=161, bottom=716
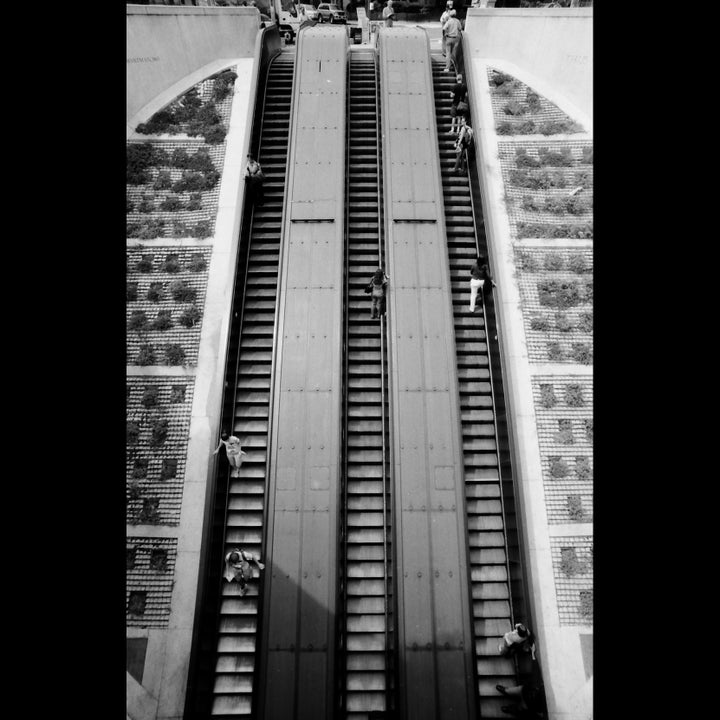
left=365, top=267, right=389, bottom=320
left=213, top=432, right=248, bottom=477
left=223, top=548, right=266, bottom=596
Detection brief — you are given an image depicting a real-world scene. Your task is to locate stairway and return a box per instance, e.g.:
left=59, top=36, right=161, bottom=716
left=341, top=51, right=395, bottom=720
left=211, top=51, right=295, bottom=718
left=430, top=57, right=517, bottom=719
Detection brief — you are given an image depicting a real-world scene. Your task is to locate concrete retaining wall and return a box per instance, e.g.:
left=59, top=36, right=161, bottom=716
left=127, top=5, right=260, bottom=125
left=463, top=8, right=592, bottom=124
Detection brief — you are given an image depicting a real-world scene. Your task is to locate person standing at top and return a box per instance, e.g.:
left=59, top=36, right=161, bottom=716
left=469, top=254, right=495, bottom=313
left=443, top=9, right=463, bottom=72
left=440, top=1, right=454, bottom=57
left=382, top=0, right=395, bottom=27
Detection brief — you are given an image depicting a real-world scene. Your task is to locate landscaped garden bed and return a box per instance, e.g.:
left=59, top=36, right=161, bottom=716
left=550, top=536, right=594, bottom=626
left=514, top=248, right=593, bottom=363
left=498, top=141, right=594, bottom=238
left=487, top=67, right=585, bottom=135
left=126, top=536, right=178, bottom=627
left=126, top=246, right=212, bottom=366
left=126, top=377, right=195, bottom=528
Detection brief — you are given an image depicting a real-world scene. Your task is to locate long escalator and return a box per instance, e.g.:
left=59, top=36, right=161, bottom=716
left=340, top=50, right=395, bottom=720
left=431, top=57, right=519, bottom=719
left=187, top=50, right=295, bottom=719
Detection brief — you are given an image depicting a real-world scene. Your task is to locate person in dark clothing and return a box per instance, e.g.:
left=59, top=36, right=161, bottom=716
left=469, top=254, right=495, bottom=312
left=498, top=622, right=536, bottom=660
left=453, top=117, right=474, bottom=173
left=245, top=153, right=265, bottom=206
left=495, top=683, right=546, bottom=718
left=449, top=73, right=468, bottom=135
left=366, top=267, right=389, bottom=319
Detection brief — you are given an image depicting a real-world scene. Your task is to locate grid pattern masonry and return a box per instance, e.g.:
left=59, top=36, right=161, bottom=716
left=486, top=66, right=583, bottom=131
left=126, top=70, right=236, bottom=240
left=513, top=251, right=593, bottom=365
left=530, top=375, right=593, bottom=524
left=549, top=535, right=593, bottom=626
left=498, top=140, right=593, bottom=238
left=513, top=246, right=593, bottom=364
left=126, top=246, right=212, bottom=366
left=126, top=140, right=225, bottom=238
left=126, top=377, right=195, bottom=526
left=126, top=536, right=178, bottom=628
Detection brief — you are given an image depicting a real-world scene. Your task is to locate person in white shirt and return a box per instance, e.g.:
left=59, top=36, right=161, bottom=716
left=440, top=1, right=453, bottom=56
left=442, top=9, right=463, bottom=72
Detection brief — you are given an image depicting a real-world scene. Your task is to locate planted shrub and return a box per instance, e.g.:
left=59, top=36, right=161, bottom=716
left=584, top=419, right=593, bottom=442
left=127, top=197, right=135, bottom=213
left=194, top=220, right=212, bottom=238
left=185, top=193, right=202, bottom=211
left=212, top=69, right=238, bottom=101
left=491, top=71, right=515, bottom=87
left=579, top=590, right=593, bottom=619
left=516, top=120, right=537, bottom=134
left=132, top=458, right=149, bottom=479
left=581, top=146, right=594, bottom=164
left=128, top=310, right=149, bottom=332
left=188, top=152, right=214, bottom=176
left=577, top=311, right=593, bottom=333
left=127, top=222, right=141, bottom=238
left=567, top=254, right=589, bottom=274
left=169, top=280, right=197, bottom=302
left=152, top=310, right=173, bottom=331
left=516, top=251, right=539, bottom=272
left=141, top=386, right=160, bottom=407
left=550, top=171, right=567, bottom=189
left=547, top=342, right=564, bottom=362
left=164, top=344, right=186, bottom=366
left=538, top=147, right=574, bottom=167
left=137, top=498, right=161, bottom=524
left=564, top=383, right=585, bottom=406
left=170, top=385, right=186, bottom=403
left=504, top=100, right=528, bottom=116
left=575, top=456, right=592, bottom=480
left=583, top=280, right=593, bottom=303
left=170, top=147, right=191, bottom=169
left=161, top=254, right=181, bottom=273
left=178, top=305, right=202, bottom=328
left=153, top=171, right=172, bottom=191
left=549, top=457, right=569, bottom=478
left=530, top=314, right=551, bottom=331
left=159, top=195, right=184, bottom=212
left=539, top=383, right=556, bottom=408
left=526, top=90, right=541, bottom=113
left=555, top=430, right=574, bottom=445
left=538, top=120, right=583, bottom=135
left=565, top=196, right=589, bottom=215
left=150, top=417, right=169, bottom=446
left=127, top=421, right=141, bottom=445
left=138, top=218, right=166, bottom=239
left=555, top=312, right=574, bottom=332
left=136, top=108, right=174, bottom=135
left=136, top=343, right=156, bottom=365
left=126, top=142, right=156, bottom=184
left=496, top=81, right=519, bottom=96
left=127, top=482, right=142, bottom=502
left=135, top=254, right=154, bottom=273
left=172, top=171, right=207, bottom=194
left=149, top=548, right=169, bottom=571
left=516, top=152, right=540, bottom=168
left=560, top=547, right=585, bottom=577
left=544, top=252, right=564, bottom=271
left=567, top=495, right=584, bottom=521
left=521, top=195, right=539, bottom=211
left=496, top=122, right=516, bottom=136
left=186, top=253, right=207, bottom=272
left=127, top=282, right=138, bottom=302
left=146, top=282, right=163, bottom=302
left=537, top=280, right=583, bottom=309
left=160, top=458, right=178, bottom=480
left=137, top=194, right=155, bottom=213
left=171, top=221, right=191, bottom=238
left=571, top=343, right=593, bottom=365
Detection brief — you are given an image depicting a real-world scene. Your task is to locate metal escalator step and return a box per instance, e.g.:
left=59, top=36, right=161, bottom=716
left=210, top=695, right=252, bottom=716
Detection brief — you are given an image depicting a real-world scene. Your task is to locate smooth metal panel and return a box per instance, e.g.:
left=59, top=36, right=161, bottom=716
left=260, top=24, right=347, bottom=720
left=380, top=25, right=476, bottom=720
